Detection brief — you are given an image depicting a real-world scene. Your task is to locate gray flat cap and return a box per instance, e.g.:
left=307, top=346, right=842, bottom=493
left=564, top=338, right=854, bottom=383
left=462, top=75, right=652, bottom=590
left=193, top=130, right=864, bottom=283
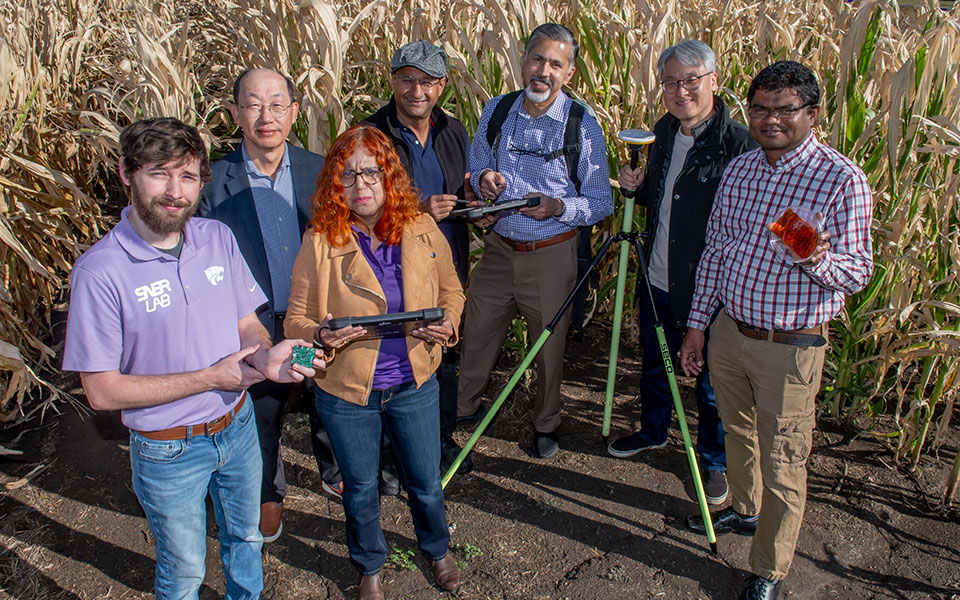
left=390, top=40, right=448, bottom=78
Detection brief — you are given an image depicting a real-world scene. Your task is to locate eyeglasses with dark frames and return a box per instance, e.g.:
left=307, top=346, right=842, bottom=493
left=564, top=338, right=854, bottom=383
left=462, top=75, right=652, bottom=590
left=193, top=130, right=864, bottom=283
left=660, top=72, right=714, bottom=94
left=340, top=167, right=383, bottom=188
left=747, top=103, right=815, bottom=120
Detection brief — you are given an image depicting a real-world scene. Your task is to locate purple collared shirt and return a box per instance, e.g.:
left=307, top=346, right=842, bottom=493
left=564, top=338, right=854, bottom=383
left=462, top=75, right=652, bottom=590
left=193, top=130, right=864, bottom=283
left=351, top=226, right=414, bottom=389
left=62, top=207, right=267, bottom=430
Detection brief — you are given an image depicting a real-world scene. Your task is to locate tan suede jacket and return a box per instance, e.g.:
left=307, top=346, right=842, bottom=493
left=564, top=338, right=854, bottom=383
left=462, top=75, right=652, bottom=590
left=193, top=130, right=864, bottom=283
left=284, top=213, right=465, bottom=405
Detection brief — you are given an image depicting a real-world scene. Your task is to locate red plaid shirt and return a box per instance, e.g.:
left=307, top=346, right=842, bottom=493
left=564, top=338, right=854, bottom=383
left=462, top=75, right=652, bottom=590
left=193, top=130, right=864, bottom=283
left=687, top=134, right=873, bottom=331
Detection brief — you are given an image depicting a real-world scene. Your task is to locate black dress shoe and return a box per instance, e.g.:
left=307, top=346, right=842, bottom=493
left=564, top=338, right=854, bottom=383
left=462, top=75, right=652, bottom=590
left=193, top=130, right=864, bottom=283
left=686, top=507, right=758, bottom=536
left=739, top=575, right=782, bottom=600
left=440, top=437, right=474, bottom=474
left=457, top=406, right=487, bottom=424
left=379, top=467, right=400, bottom=496
left=534, top=431, right=559, bottom=458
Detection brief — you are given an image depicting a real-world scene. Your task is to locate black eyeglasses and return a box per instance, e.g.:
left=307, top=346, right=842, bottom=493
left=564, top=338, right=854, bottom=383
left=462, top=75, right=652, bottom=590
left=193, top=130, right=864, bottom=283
left=340, top=167, right=383, bottom=188
left=507, top=142, right=551, bottom=157
left=660, top=72, right=714, bottom=94
left=747, top=104, right=815, bottom=120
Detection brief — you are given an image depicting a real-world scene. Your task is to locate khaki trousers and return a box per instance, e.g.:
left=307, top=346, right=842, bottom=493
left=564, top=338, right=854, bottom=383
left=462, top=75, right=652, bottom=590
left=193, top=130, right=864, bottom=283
left=708, top=312, right=826, bottom=580
left=457, top=232, right=577, bottom=433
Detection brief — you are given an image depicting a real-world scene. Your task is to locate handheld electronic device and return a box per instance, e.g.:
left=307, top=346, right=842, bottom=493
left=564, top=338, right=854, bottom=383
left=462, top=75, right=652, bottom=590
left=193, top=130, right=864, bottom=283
left=450, top=196, right=540, bottom=220
left=328, top=308, right=445, bottom=340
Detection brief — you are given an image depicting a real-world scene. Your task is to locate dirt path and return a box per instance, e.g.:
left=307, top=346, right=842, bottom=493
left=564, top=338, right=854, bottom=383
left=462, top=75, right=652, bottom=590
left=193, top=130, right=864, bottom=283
left=1, top=327, right=959, bottom=599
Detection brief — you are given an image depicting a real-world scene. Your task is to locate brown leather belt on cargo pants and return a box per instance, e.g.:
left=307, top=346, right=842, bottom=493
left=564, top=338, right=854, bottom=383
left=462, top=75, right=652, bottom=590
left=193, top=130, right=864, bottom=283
left=734, top=319, right=827, bottom=347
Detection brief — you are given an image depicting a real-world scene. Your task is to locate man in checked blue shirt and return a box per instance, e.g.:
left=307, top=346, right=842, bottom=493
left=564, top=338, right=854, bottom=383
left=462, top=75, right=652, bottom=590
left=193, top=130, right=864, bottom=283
left=457, top=23, right=613, bottom=459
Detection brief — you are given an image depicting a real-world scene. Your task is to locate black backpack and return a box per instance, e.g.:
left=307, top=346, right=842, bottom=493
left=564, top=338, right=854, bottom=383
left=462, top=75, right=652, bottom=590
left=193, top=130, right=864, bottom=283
left=484, top=89, right=590, bottom=194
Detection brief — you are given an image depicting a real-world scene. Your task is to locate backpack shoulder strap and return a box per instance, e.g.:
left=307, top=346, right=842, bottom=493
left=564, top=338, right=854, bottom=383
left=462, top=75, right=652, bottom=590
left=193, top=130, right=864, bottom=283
left=541, top=98, right=588, bottom=193
left=485, top=90, right=524, bottom=148
left=564, top=99, right=586, bottom=194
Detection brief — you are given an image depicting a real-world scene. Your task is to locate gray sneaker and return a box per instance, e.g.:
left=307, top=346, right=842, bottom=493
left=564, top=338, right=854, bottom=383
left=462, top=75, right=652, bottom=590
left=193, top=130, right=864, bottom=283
left=704, top=470, right=729, bottom=505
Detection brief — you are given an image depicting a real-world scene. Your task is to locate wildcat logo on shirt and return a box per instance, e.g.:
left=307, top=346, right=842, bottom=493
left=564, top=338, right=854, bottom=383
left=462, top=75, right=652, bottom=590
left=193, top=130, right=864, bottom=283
left=204, top=265, right=225, bottom=286
left=135, top=279, right=172, bottom=313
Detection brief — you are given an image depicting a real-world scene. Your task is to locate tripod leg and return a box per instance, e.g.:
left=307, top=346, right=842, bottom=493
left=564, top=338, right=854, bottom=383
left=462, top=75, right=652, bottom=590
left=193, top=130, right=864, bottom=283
left=441, top=328, right=552, bottom=488
left=602, top=197, right=635, bottom=443
left=442, top=234, right=619, bottom=489
left=631, top=239, right=718, bottom=553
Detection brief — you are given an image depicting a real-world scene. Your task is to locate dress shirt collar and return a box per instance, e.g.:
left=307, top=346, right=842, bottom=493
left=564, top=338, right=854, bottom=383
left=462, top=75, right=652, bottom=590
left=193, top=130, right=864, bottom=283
left=517, top=90, right=571, bottom=123
left=759, top=132, right=818, bottom=173
left=240, top=141, right=291, bottom=178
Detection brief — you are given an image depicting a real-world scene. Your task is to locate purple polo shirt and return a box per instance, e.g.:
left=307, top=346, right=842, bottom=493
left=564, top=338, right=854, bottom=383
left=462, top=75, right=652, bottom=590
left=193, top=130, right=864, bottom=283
left=62, top=207, right=267, bottom=431
left=351, top=226, right=414, bottom=389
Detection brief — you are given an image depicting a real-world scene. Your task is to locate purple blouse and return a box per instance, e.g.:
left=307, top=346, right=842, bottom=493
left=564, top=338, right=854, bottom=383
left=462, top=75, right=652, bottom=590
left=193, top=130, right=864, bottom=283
left=352, top=226, right=414, bottom=389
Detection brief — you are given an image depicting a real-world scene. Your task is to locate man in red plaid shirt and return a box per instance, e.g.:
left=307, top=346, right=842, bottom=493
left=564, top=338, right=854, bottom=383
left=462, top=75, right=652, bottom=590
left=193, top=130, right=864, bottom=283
left=679, top=61, right=873, bottom=600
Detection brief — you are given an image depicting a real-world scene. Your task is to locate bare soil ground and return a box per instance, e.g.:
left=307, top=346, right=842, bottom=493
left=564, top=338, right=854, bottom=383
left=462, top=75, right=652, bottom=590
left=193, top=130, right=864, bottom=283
left=1, top=325, right=959, bottom=599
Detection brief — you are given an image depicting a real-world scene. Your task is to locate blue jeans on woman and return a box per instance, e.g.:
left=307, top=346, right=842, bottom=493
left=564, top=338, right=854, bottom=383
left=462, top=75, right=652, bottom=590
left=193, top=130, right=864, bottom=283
left=129, top=396, right=263, bottom=600
left=315, top=375, right=450, bottom=575
left=639, top=285, right=726, bottom=472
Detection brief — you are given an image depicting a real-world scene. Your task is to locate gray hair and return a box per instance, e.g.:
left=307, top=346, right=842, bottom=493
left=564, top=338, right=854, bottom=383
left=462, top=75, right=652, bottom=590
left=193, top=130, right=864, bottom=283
left=657, top=40, right=716, bottom=78
left=523, top=23, right=579, bottom=68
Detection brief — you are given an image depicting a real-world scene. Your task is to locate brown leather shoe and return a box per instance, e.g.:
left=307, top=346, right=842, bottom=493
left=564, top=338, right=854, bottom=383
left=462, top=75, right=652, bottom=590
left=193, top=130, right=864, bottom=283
left=430, top=553, right=460, bottom=592
left=259, top=501, right=283, bottom=543
left=357, top=573, right=383, bottom=600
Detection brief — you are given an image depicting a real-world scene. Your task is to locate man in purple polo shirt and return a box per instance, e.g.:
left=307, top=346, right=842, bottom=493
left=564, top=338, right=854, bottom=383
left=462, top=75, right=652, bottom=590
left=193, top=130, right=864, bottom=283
left=62, top=117, right=323, bottom=599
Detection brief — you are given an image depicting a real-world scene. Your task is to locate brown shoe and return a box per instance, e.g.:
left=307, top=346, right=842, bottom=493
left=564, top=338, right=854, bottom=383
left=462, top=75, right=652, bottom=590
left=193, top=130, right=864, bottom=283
left=357, top=573, right=383, bottom=600
left=430, top=553, right=460, bottom=592
left=259, top=501, right=283, bottom=543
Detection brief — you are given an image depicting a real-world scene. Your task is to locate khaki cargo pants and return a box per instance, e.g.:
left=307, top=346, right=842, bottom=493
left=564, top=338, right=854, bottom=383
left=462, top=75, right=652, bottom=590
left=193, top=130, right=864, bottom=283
left=708, top=312, right=826, bottom=580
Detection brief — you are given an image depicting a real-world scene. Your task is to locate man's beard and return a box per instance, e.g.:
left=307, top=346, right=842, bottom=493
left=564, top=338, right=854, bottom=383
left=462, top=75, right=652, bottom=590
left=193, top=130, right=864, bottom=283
left=525, top=76, right=552, bottom=103
left=130, top=182, right=196, bottom=236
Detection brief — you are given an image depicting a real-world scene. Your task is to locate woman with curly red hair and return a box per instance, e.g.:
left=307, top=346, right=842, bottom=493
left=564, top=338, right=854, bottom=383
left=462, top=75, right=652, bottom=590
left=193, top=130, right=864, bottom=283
left=284, top=125, right=464, bottom=599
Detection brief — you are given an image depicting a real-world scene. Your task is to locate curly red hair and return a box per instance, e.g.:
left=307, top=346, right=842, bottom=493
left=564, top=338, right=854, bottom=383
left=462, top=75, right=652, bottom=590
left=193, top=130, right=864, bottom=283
left=310, top=125, right=421, bottom=247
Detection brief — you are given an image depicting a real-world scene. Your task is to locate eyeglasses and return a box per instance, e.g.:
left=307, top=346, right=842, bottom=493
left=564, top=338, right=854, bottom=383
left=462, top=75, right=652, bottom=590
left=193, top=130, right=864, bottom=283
left=507, top=142, right=550, bottom=158
left=660, top=72, right=714, bottom=94
left=747, top=103, right=814, bottom=120
left=340, top=167, right=383, bottom=188
left=239, top=102, right=293, bottom=118
left=394, top=76, right=443, bottom=90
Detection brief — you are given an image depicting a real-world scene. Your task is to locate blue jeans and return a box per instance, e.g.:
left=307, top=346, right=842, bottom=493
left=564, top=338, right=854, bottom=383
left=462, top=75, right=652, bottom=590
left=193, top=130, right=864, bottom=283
left=129, top=397, right=263, bottom=600
left=638, top=285, right=726, bottom=471
left=315, top=375, right=449, bottom=575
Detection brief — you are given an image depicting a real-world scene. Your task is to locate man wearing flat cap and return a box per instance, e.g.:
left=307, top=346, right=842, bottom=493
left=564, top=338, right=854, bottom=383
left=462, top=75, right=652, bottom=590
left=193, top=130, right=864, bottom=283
left=361, top=40, right=474, bottom=483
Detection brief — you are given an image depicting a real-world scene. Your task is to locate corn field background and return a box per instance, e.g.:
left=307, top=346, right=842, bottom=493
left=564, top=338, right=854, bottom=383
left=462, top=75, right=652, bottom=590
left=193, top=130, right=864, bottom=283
left=0, top=0, right=958, bottom=503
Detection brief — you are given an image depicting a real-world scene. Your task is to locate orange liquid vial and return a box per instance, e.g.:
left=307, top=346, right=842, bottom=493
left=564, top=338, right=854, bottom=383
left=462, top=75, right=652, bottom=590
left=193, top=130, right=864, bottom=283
left=770, top=208, right=818, bottom=259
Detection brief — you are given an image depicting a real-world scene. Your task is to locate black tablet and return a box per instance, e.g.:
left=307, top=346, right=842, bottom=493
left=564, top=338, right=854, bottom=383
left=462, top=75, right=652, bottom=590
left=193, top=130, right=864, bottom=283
left=327, top=308, right=445, bottom=339
left=450, top=196, right=540, bottom=220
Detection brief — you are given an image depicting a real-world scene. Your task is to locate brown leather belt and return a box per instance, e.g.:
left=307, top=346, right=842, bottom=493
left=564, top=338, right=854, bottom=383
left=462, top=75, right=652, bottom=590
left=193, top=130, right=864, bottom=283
left=135, top=393, right=248, bottom=441
left=734, top=319, right=827, bottom=347
left=497, top=229, right=576, bottom=252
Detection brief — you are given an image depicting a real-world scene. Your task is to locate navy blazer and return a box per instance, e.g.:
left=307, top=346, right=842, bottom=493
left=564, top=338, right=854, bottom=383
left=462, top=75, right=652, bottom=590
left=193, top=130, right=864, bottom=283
left=199, top=143, right=324, bottom=336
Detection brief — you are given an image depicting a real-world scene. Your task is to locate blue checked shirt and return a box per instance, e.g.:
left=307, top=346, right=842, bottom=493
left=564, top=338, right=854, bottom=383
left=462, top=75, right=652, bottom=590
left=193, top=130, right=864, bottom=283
left=470, top=91, right=613, bottom=241
left=242, top=143, right=300, bottom=312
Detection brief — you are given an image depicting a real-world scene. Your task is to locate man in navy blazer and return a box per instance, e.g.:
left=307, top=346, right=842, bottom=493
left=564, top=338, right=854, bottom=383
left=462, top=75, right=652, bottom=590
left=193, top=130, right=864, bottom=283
left=199, top=68, right=341, bottom=543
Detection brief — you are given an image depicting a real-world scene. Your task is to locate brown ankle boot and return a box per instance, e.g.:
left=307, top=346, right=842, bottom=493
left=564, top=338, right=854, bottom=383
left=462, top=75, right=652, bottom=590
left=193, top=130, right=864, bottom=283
left=357, top=572, right=383, bottom=600
left=430, top=553, right=460, bottom=592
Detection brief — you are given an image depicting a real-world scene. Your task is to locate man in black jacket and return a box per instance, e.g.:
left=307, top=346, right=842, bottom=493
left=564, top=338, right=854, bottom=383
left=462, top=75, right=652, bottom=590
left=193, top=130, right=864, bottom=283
left=361, top=40, right=474, bottom=480
left=609, top=40, right=756, bottom=505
